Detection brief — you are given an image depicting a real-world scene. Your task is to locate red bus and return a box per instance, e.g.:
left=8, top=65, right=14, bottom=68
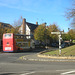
left=3, top=33, right=35, bottom=52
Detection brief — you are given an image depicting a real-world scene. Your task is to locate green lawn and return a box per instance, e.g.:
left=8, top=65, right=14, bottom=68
left=44, top=45, right=75, bottom=56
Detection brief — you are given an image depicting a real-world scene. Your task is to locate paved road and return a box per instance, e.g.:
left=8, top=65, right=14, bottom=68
left=0, top=52, right=34, bottom=63
left=0, top=48, right=45, bottom=63
left=0, top=48, right=75, bottom=75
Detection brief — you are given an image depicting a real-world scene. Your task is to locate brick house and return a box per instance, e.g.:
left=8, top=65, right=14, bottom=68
left=0, top=22, right=13, bottom=39
left=0, top=22, right=13, bottom=29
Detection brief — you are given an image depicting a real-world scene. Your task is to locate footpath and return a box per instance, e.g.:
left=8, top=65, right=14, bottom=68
left=20, top=47, right=75, bottom=62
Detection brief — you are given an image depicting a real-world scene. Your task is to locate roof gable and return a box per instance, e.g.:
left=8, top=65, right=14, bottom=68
left=26, top=22, right=38, bottom=32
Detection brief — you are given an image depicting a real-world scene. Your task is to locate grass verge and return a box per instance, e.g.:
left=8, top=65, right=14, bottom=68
left=44, top=45, right=75, bottom=56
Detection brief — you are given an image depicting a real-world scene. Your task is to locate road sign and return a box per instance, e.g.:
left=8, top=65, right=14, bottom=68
left=51, top=31, right=67, bottom=55
left=51, top=32, right=66, bottom=34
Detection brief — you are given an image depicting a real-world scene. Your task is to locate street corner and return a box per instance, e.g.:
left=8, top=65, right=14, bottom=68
left=19, top=56, right=26, bottom=60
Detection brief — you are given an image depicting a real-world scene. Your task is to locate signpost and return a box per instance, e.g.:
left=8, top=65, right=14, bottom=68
left=51, top=32, right=65, bottom=35
left=51, top=32, right=66, bottom=55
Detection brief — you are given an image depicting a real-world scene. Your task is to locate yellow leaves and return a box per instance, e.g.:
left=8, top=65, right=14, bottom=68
left=34, top=24, right=46, bottom=41
left=34, top=23, right=60, bottom=42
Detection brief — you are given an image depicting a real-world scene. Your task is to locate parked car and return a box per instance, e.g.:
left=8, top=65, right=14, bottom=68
left=51, top=41, right=70, bottom=48
left=51, top=42, right=59, bottom=47
left=61, top=42, right=70, bottom=48
left=64, top=42, right=70, bottom=46
left=61, top=43, right=65, bottom=48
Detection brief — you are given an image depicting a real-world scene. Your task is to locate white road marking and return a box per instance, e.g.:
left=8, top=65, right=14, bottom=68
left=21, top=71, right=36, bottom=75
left=61, top=70, right=75, bottom=75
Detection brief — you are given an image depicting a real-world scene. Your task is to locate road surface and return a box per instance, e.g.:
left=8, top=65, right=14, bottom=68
left=0, top=49, right=75, bottom=75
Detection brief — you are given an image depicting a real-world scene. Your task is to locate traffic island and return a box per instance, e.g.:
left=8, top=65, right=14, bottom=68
left=37, top=54, right=75, bottom=59
left=37, top=45, right=75, bottom=59
left=19, top=45, right=75, bottom=62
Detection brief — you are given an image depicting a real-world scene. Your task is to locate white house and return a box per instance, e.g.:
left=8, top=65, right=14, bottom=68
left=19, top=18, right=38, bottom=39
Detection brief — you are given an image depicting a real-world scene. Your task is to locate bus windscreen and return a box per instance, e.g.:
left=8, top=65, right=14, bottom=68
left=4, top=34, right=11, bottom=38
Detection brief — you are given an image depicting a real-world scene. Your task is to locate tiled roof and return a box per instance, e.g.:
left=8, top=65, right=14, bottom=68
left=0, top=22, right=13, bottom=28
left=26, top=22, right=38, bottom=32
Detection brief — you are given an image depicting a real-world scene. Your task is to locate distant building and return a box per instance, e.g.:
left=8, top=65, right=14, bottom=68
left=0, top=22, right=13, bottom=29
left=0, top=22, right=14, bottom=39
left=19, top=18, right=38, bottom=39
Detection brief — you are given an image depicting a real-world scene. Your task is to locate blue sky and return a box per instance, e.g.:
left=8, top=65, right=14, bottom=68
left=0, top=0, right=72, bottom=32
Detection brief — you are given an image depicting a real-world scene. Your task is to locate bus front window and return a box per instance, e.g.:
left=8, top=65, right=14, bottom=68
left=4, top=34, right=11, bottom=38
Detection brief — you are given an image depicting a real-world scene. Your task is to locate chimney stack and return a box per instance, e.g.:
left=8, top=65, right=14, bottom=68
left=22, top=18, right=26, bottom=34
left=36, top=22, right=38, bottom=25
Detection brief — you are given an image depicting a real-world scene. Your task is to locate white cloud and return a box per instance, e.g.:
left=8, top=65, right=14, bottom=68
left=0, top=0, right=41, bottom=13
left=0, top=0, right=65, bottom=14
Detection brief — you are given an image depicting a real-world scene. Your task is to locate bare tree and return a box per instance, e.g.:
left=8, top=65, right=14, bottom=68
left=13, top=16, right=23, bottom=27
left=66, top=0, right=75, bottom=28
left=12, top=16, right=23, bottom=33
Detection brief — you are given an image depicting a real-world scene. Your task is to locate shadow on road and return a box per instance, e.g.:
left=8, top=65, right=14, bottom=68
left=18, top=48, right=46, bottom=53
left=0, top=73, right=16, bottom=75
left=0, top=48, right=46, bottom=54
